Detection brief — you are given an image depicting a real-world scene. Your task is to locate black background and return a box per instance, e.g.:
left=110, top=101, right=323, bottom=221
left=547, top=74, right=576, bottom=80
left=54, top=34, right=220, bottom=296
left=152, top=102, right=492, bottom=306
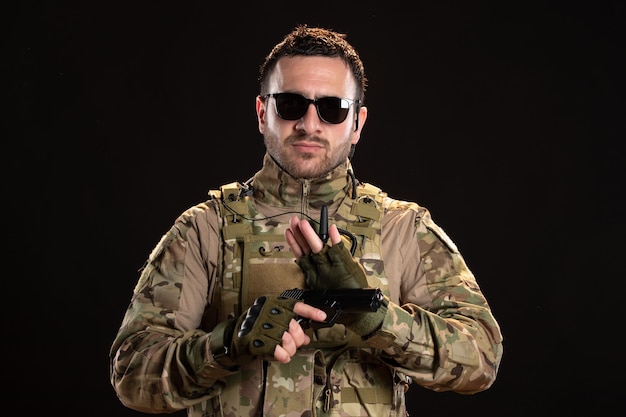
left=4, top=1, right=624, bottom=415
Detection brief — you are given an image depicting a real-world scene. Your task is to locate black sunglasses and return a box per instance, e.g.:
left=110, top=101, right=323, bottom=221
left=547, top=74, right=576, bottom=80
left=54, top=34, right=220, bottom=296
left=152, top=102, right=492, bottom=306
left=264, top=93, right=361, bottom=125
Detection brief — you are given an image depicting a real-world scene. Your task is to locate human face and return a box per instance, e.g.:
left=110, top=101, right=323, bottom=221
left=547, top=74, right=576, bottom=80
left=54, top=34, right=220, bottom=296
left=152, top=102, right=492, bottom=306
left=256, top=56, right=368, bottom=179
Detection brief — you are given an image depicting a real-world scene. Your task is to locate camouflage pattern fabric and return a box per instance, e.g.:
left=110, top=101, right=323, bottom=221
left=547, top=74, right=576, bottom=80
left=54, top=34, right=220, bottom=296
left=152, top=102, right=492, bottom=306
left=110, top=153, right=504, bottom=416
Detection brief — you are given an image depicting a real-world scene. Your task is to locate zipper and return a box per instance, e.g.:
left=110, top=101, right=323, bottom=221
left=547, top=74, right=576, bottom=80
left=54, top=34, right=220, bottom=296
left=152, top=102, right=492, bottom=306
left=323, top=387, right=333, bottom=412
left=301, top=180, right=310, bottom=216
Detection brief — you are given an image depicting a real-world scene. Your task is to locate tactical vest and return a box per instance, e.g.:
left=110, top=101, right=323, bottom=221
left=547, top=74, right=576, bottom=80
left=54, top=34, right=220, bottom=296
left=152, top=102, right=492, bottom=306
left=194, top=181, right=410, bottom=417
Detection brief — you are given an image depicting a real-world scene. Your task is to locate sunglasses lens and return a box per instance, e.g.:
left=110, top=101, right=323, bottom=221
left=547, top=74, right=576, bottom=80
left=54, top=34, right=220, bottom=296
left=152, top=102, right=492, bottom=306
left=272, top=93, right=354, bottom=124
left=317, top=97, right=350, bottom=124
left=274, top=94, right=308, bottom=120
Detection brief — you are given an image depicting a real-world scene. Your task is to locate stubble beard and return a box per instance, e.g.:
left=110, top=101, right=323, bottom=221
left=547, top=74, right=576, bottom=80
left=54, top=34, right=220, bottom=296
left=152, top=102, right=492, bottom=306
left=264, top=133, right=352, bottom=180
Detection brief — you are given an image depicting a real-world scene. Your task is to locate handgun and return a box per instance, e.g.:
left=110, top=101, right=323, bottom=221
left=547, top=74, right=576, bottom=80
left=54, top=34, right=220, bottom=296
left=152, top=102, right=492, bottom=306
left=280, top=287, right=384, bottom=329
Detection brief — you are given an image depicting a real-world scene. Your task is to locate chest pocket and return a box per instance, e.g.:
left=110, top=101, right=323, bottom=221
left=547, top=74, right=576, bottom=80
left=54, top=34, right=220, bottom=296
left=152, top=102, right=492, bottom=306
left=240, top=233, right=305, bottom=309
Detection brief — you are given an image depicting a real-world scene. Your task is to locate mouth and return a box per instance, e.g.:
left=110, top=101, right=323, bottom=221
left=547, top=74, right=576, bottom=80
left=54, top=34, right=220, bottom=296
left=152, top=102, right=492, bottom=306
left=291, top=141, right=325, bottom=153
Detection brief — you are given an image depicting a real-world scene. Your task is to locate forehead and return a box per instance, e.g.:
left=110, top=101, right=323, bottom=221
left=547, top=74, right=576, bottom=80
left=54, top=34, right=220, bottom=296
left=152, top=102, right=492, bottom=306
left=268, top=56, right=356, bottom=96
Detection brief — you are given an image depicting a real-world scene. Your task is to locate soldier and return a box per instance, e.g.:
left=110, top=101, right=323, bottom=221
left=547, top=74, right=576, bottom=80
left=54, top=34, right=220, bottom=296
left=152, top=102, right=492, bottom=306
left=110, top=25, right=504, bottom=416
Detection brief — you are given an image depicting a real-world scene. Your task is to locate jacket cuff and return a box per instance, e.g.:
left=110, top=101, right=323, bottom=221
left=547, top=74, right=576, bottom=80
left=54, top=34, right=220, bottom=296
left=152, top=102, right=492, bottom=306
left=209, top=319, right=239, bottom=369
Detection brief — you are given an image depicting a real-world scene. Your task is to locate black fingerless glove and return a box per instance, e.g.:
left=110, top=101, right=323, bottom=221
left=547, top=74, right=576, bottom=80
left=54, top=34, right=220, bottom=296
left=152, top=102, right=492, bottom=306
left=211, top=295, right=298, bottom=368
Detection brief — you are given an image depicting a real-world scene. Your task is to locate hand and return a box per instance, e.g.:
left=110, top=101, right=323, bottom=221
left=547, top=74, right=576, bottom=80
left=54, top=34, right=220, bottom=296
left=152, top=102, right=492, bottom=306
left=285, top=215, right=342, bottom=258
left=286, top=216, right=368, bottom=290
left=285, top=216, right=385, bottom=337
left=212, top=296, right=327, bottom=366
left=275, top=301, right=326, bottom=363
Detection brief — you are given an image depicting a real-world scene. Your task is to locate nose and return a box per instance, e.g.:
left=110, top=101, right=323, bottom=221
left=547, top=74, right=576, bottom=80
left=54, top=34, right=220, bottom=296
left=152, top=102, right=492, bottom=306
left=296, top=102, right=323, bottom=132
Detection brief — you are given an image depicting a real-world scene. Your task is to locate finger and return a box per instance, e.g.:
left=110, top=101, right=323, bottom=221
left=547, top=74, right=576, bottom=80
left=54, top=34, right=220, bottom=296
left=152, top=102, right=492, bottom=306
left=272, top=321, right=310, bottom=364
left=288, top=317, right=310, bottom=346
left=298, top=219, right=324, bottom=253
left=281, top=329, right=297, bottom=356
left=293, top=301, right=327, bottom=323
left=329, top=224, right=341, bottom=245
left=273, top=345, right=291, bottom=364
left=285, top=228, right=305, bottom=258
left=289, top=216, right=312, bottom=254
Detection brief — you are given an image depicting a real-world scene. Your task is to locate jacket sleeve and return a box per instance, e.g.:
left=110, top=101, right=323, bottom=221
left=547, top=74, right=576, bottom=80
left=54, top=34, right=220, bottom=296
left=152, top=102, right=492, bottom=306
left=366, top=202, right=504, bottom=394
left=109, top=202, right=232, bottom=413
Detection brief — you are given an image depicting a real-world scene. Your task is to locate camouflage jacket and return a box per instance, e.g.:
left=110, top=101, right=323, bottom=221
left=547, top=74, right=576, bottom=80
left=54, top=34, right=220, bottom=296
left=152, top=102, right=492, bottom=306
left=110, top=153, right=504, bottom=416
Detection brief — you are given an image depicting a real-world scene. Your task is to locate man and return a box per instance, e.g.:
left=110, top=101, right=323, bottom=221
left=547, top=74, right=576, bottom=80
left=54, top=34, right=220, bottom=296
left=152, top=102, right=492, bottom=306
left=110, top=25, right=503, bottom=417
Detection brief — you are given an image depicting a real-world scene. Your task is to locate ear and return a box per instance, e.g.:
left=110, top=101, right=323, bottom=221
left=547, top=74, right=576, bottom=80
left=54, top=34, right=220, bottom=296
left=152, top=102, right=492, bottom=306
left=256, top=96, right=267, bottom=134
left=351, top=105, right=368, bottom=144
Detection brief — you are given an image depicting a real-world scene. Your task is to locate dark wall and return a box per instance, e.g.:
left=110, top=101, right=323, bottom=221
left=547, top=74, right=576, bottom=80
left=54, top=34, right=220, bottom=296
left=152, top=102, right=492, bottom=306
left=5, top=1, right=623, bottom=415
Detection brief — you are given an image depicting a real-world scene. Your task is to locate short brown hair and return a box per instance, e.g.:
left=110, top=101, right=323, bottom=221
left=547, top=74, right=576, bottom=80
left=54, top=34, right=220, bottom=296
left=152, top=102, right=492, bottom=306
left=259, top=25, right=367, bottom=102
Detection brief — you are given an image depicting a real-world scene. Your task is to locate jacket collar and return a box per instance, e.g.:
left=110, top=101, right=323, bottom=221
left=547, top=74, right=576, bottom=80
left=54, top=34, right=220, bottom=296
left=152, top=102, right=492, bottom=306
left=252, top=153, right=354, bottom=209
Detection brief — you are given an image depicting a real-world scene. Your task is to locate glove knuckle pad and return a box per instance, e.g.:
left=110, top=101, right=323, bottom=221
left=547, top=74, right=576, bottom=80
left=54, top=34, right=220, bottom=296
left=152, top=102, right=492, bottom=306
left=234, top=296, right=298, bottom=358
